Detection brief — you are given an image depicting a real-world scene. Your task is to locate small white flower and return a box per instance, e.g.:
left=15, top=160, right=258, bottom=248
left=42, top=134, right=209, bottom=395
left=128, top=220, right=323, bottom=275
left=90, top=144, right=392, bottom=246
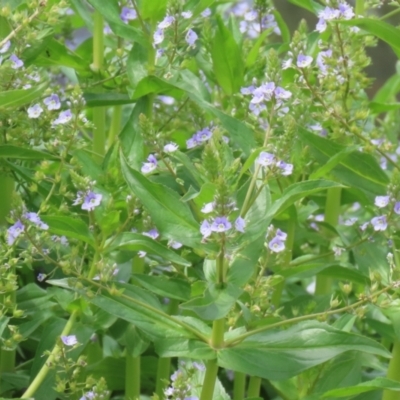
left=27, top=104, right=43, bottom=119
left=181, top=11, right=193, bottom=19
left=374, top=195, right=390, bottom=208
left=163, top=142, right=179, bottom=153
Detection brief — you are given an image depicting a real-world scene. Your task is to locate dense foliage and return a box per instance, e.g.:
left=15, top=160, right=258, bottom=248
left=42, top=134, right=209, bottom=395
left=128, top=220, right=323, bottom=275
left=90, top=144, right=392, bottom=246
left=3, top=0, right=400, bottom=399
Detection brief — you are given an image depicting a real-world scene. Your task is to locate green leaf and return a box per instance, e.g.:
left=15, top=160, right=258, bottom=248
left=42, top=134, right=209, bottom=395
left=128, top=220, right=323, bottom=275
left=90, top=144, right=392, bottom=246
left=342, top=18, right=400, bottom=59
left=127, top=44, right=148, bottom=88
left=288, top=0, right=322, bottom=12
left=299, top=128, right=389, bottom=194
left=138, top=0, right=168, bottom=20
left=0, top=145, right=57, bottom=160
left=180, top=283, right=242, bottom=320
left=245, top=30, right=270, bottom=69
left=218, top=321, right=390, bottom=380
left=309, top=146, right=358, bottom=179
left=266, top=180, right=344, bottom=220
left=83, top=92, right=135, bottom=107
left=132, top=274, right=191, bottom=301
left=373, top=74, right=400, bottom=103
left=87, top=0, right=147, bottom=46
left=118, top=98, right=146, bottom=170
left=154, top=337, right=215, bottom=359
left=322, top=378, right=400, bottom=398
left=106, top=232, right=191, bottom=267
left=132, top=75, right=184, bottom=100
left=211, top=16, right=244, bottom=95
left=273, top=9, right=290, bottom=43
left=0, top=83, right=47, bottom=108
left=40, top=216, right=95, bottom=246
left=369, top=102, right=400, bottom=113
left=121, top=154, right=202, bottom=248
left=88, top=282, right=202, bottom=339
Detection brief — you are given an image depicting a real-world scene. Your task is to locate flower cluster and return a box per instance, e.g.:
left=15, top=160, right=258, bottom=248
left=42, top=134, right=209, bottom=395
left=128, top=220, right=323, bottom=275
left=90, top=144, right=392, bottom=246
left=230, top=3, right=280, bottom=38
left=186, top=127, right=213, bottom=149
left=267, top=227, right=288, bottom=253
left=316, top=2, right=355, bottom=33
left=241, top=81, right=292, bottom=116
left=73, top=191, right=102, bottom=211
left=256, top=151, right=293, bottom=176
left=200, top=215, right=245, bottom=240
left=7, top=212, right=49, bottom=246
left=153, top=12, right=198, bottom=49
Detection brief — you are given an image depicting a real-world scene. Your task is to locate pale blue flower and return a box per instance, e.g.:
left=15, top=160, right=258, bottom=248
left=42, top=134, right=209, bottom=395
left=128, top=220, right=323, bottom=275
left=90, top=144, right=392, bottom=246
left=43, top=94, right=61, bottom=110
left=394, top=202, right=400, bottom=215
left=181, top=11, right=193, bottom=19
left=120, top=7, right=137, bottom=23
left=276, top=229, right=287, bottom=241
left=211, top=216, right=232, bottom=232
left=61, top=335, right=78, bottom=346
left=0, top=40, right=10, bottom=53
left=371, top=215, right=387, bottom=231
left=158, top=16, right=174, bottom=29
left=143, top=228, right=159, bottom=240
left=200, top=220, right=212, bottom=238
left=24, top=212, right=48, bottom=230
left=153, top=29, right=165, bottom=45
left=297, top=54, right=313, bottom=68
left=163, top=142, right=179, bottom=153
left=375, top=195, right=390, bottom=208
left=276, top=160, right=293, bottom=176
left=257, top=152, right=275, bottom=166
left=269, top=237, right=285, bottom=253
left=9, top=54, right=23, bottom=69
left=37, top=273, right=46, bottom=282
left=201, top=8, right=211, bottom=17
left=141, top=154, right=157, bottom=174
left=235, top=216, right=246, bottom=233
left=7, top=220, right=25, bottom=245
left=53, top=109, right=72, bottom=125
left=186, top=29, right=198, bottom=46
left=81, top=192, right=102, bottom=211
left=201, top=202, right=214, bottom=214
left=27, top=104, right=43, bottom=119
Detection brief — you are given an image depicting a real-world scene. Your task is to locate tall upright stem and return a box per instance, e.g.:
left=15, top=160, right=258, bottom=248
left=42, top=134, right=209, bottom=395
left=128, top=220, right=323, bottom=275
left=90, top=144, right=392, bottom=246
left=21, top=311, right=78, bottom=398
left=233, top=372, right=246, bottom=400
left=108, top=105, right=123, bottom=146
left=315, top=187, right=341, bottom=296
left=383, top=341, right=400, bottom=400
left=247, top=376, right=262, bottom=397
left=125, top=354, right=140, bottom=400
left=92, top=10, right=105, bottom=163
left=355, top=0, right=365, bottom=16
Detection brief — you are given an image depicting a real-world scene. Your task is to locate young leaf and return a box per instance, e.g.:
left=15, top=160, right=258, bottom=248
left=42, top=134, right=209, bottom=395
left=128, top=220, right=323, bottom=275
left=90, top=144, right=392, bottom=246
left=218, top=321, right=390, bottom=380
left=0, top=145, right=57, bottom=160
left=0, top=83, right=47, bottom=108
left=120, top=154, right=202, bottom=248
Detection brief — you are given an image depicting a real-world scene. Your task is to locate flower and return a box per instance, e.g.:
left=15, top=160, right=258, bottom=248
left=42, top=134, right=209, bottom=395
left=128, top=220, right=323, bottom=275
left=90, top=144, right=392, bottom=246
left=158, top=16, right=175, bottom=29
left=27, top=104, right=43, bottom=119
left=338, top=2, right=354, bottom=19
left=61, top=335, right=78, bottom=346
left=186, top=29, right=198, bottom=46
left=257, top=152, right=275, bottom=166
left=143, top=228, right=159, bottom=240
left=371, top=215, right=387, bottom=231
left=9, top=54, right=23, bottom=69
left=201, top=8, right=211, bottom=17
left=163, top=142, right=179, bottom=153
left=192, top=361, right=205, bottom=371
left=141, top=154, right=157, bottom=174
left=81, top=192, right=102, bottom=211
left=268, top=237, right=285, bottom=253
left=43, top=94, right=61, bottom=110
left=211, top=216, right=232, bottom=233
left=276, top=160, right=293, bottom=176
left=168, top=239, right=183, bottom=249
left=195, top=127, right=212, bottom=142
left=200, top=220, right=212, bottom=238
left=153, top=29, right=165, bottom=45
left=7, top=220, right=25, bottom=245
left=201, top=202, right=214, bottom=214
left=24, top=212, right=49, bottom=230
left=274, top=87, right=292, bottom=100
left=316, top=18, right=327, bottom=33
left=319, top=7, right=340, bottom=21
left=53, top=109, right=73, bottom=125
left=235, top=216, right=246, bottom=233
left=138, top=250, right=147, bottom=258
left=394, top=202, right=400, bottom=215
left=80, top=391, right=95, bottom=400
left=181, top=11, right=193, bottom=19
left=120, top=7, right=137, bottom=23
left=276, top=229, right=287, bottom=241
left=250, top=82, right=275, bottom=103
left=37, top=273, right=46, bottom=282
left=297, top=54, right=313, bottom=68
left=375, top=195, right=390, bottom=208
left=0, top=40, right=11, bottom=53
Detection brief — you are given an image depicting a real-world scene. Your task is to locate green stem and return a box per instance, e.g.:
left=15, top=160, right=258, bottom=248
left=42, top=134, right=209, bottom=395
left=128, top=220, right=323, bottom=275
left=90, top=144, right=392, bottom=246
left=21, top=311, right=78, bottom=398
left=155, top=358, right=172, bottom=400
left=199, top=359, right=219, bottom=400
left=0, top=175, right=13, bottom=225
left=108, top=105, right=123, bottom=146
left=92, top=10, right=104, bottom=71
left=155, top=300, right=179, bottom=399
left=271, top=212, right=296, bottom=307
left=92, top=10, right=105, bottom=163
left=233, top=372, right=246, bottom=400
left=355, top=0, right=364, bottom=16
left=315, top=187, right=341, bottom=296
left=383, top=341, right=400, bottom=400
left=199, top=318, right=224, bottom=400
left=380, top=7, right=400, bottom=20
left=247, top=376, right=261, bottom=397
left=125, top=354, right=140, bottom=400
